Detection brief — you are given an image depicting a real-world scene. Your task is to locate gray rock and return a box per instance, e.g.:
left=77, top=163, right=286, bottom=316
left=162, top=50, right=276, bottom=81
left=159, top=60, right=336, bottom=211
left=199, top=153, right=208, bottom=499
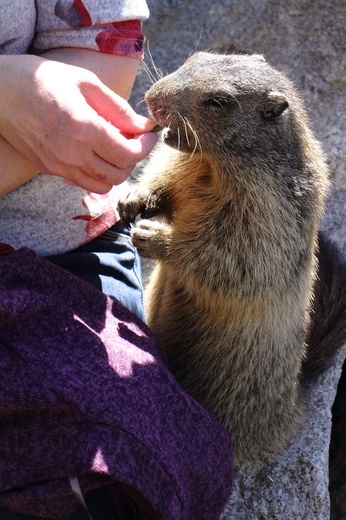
left=221, top=346, right=346, bottom=519
left=131, top=1, right=346, bottom=517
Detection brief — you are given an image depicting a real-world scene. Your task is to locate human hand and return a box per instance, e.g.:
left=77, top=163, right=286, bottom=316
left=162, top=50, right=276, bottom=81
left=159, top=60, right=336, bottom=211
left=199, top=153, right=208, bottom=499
left=0, top=55, right=158, bottom=193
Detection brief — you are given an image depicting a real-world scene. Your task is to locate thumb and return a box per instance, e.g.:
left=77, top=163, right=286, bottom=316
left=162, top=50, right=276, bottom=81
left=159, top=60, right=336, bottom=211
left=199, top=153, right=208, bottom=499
left=80, top=79, right=156, bottom=134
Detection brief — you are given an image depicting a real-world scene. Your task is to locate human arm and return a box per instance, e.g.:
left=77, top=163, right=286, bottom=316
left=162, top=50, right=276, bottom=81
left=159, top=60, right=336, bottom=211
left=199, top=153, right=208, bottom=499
left=0, top=49, right=157, bottom=196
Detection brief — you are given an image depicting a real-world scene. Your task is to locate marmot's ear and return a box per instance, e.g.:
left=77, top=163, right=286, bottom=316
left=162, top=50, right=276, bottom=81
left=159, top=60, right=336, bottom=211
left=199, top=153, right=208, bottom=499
left=261, top=92, right=289, bottom=120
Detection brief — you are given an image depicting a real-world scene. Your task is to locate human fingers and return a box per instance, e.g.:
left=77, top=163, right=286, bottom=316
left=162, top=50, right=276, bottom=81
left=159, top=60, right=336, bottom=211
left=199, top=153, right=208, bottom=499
left=79, top=78, right=157, bottom=135
left=61, top=170, right=113, bottom=194
left=1, top=99, right=158, bottom=190
left=91, top=125, right=158, bottom=172
left=75, top=151, right=138, bottom=187
left=46, top=131, right=157, bottom=193
left=52, top=159, right=140, bottom=194
left=27, top=92, right=159, bottom=181
left=7, top=112, right=158, bottom=189
left=46, top=153, right=133, bottom=193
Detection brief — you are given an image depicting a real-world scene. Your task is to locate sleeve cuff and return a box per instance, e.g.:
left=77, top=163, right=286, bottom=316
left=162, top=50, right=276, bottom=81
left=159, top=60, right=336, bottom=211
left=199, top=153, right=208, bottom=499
left=34, top=20, right=145, bottom=59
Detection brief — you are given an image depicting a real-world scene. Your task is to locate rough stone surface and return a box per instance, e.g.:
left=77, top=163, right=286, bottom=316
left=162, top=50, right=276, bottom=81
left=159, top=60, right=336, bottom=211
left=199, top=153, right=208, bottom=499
left=221, top=347, right=346, bottom=520
left=130, top=1, right=346, bottom=518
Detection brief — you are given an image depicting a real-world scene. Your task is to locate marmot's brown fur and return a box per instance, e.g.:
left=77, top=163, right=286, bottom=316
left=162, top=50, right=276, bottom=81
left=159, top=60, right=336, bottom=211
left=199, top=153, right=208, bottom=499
left=118, top=52, right=346, bottom=464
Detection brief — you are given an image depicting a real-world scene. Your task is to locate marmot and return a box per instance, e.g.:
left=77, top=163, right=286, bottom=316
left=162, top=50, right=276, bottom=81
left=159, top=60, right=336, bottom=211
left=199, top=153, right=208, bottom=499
left=118, top=52, right=346, bottom=464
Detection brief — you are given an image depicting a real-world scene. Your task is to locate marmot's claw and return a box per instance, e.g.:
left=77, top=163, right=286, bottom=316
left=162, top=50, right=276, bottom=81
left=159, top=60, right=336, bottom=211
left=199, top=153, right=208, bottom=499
left=117, top=199, right=142, bottom=228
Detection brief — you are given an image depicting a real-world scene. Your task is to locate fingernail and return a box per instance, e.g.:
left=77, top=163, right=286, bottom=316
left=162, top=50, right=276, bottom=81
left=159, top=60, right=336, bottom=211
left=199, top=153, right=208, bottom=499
left=141, top=118, right=160, bottom=131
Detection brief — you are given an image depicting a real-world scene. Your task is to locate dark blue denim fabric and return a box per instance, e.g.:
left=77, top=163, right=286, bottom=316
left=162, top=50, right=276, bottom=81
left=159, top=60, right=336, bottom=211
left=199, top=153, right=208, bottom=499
left=46, top=221, right=145, bottom=322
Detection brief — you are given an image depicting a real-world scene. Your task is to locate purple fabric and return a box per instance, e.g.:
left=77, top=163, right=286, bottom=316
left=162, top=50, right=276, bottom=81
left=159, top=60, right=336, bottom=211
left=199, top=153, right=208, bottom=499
left=0, top=247, right=233, bottom=519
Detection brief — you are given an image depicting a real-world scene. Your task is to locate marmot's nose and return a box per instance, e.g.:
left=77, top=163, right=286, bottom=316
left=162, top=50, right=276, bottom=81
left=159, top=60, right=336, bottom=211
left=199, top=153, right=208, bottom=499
left=145, top=93, right=172, bottom=125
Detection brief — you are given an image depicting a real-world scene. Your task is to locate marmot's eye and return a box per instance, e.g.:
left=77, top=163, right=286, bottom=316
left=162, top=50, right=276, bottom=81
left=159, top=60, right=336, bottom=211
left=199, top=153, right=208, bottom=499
left=203, top=97, right=235, bottom=108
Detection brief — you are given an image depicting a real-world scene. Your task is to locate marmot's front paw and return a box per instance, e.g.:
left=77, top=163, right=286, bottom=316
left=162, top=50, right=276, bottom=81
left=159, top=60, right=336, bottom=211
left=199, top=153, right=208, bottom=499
left=117, top=190, right=144, bottom=227
left=131, top=220, right=171, bottom=259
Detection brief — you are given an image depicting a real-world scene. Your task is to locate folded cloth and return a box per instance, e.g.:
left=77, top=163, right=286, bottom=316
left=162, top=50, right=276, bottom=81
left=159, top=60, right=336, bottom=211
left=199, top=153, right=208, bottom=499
left=0, top=247, right=233, bottom=520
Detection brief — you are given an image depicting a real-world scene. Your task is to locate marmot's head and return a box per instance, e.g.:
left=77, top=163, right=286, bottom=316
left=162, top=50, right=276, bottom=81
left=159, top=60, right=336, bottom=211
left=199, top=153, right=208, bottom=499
left=145, top=52, right=306, bottom=160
